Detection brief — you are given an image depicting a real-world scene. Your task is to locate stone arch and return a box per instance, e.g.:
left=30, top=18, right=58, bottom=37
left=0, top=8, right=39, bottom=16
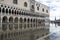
left=14, top=17, right=18, bottom=30
left=33, top=19, right=36, bottom=27
left=33, top=19, right=35, bottom=22
left=19, top=17, right=23, bottom=29
left=24, top=18, right=26, bottom=22
left=27, top=18, right=30, bottom=23
left=6, top=8, right=8, bottom=13
left=2, top=16, right=7, bottom=23
left=9, top=17, right=13, bottom=23
left=2, top=8, right=5, bottom=13
left=9, top=9, right=11, bottom=14
left=15, top=10, right=16, bottom=14
left=30, top=18, right=33, bottom=28
left=17, top=10, right=19, bottom=15
left=9, top=17, right=13, bottom=30
left=31, top=18, right=32, bottom=23
left=14, top=17, right=18, bottom=23
left=0, top=7, right=1, bottom=13
left=24, top=18, right=26, bottom=29
left=12, top=9, right=14, bottom=14
left=2, top=16, right=7, bottom=31
left=19, top=17, right=23, bottom=23
left=24, top=2, right=28, bottom=7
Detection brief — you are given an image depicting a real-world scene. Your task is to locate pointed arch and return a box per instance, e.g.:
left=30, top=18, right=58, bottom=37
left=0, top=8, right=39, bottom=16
left=24, top=2, right=27, bottom=7
left=9, top=17, right=13, bottom=23
left=14, top=17, right=18, bottom=23
left=2, top=16, right=7, bottom=23
left=19, top=17, right=23, bottom=23
left=9, top=17, right=13, bottom=30
left=24, top=18, right=26, bottom=22
left=2, top=16, right=7, bottom=31
left=2, top=8, right=5, bottom=13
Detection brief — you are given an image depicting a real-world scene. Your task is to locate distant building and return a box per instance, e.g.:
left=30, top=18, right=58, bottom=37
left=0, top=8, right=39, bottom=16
left=0, top=0, right=49, bottom=40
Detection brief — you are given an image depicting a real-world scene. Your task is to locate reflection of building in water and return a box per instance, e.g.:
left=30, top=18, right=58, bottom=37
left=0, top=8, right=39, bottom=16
left=0, top=0, right=49, bottom=40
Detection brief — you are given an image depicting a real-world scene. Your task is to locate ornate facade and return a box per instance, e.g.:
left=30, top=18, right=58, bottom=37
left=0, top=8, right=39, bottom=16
left=0, top=0, right=49, bottom=40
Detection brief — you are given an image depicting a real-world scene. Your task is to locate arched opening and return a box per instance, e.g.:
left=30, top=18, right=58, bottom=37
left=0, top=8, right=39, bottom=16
left=14, top=17, right=18, bottom=30
left=24, top=2, right=27, bottom=7
left=9, top=9, right=11, bottom=14
left=37, top=7, right=39, bottom=11
left=33, top=19, right=35, bottom=27
left=9, top=17, right=13, bottom=30
left=2, top=8, right=5, bottom=13
left=42, top=8, right=44, bottom=12
left=2, top=16, right=7, bottom=23
left=0, top=7, right=1, bottom=13
left=19, top=11, right=21, bottom=15
left=15, top=10, right=16, bottom=14
left=33, top=19, right=35, bottom=23
left=46, top=10, right=48, bottom=13
left=14, top=17, right=18, bottom=23
left=6, top=8, right=8, bottom=13
left=32, top=5, right=34, bottom=9
left=19, top=18, right=23, bottom=29
left=24, top=18, right=26, bottom=22
left=20, top=17, right=23, bottom=23
left=27, top=18, right=30, bottom=28
left=30, top=19, right=32, bottom=28
left=2, top=16, right=7, bottom=31
left=24, top=18, right=26, bottom=29
left=9, top=17, right=13, bottom=23
left=17, top=10, right=19, bottom=15
left=12, top=10, right=14, bottom=14
left=36, top=19, right=37, bottom=27
left=27, top=18, right=29, bottom=23
left=31, top=19, right=32, bottom=23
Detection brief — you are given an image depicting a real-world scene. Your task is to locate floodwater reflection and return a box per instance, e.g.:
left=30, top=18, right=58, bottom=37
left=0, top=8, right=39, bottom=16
left=49, top=23, right=60, bottom=40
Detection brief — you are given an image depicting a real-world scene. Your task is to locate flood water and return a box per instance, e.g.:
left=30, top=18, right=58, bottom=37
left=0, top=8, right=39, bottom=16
left=49, top=23, right=60, bottom=40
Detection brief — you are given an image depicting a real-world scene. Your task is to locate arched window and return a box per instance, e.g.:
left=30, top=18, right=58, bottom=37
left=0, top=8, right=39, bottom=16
left=31, top=19, right=32, bottom=22
left=2, top=8, right=5, bottom=13
left=15, top=10, right=16, bottom=14
left=37, top=7, right=39, bottom=11
left=0, top=7, right=1, bottom=13
left=24, top=18, right=26, bottom=22
left=42, top=8, right=44, bottom=12
left=17, top=10, right=19, bottom=15
left=20, top=18, right=23, bottom=23
left=14, top=17, right=18, bottom=23
left=19, top=18, right=23, bottom=29
left=32, top=5, right=34, bottom=9
left=46, top=10, right=48, bottom=13
left=9, top=17, right=13, bottom=23
left=12, top=10, right=14, bottom=14
left=9, top=9, right=11, bottom=14
left=2, top=16, right=7, bottom=31
left=2, top=16, right=7, bottom=23
left=9, top=17, right=13, bottom=30
left=33, top=19, right=35, bottom=22
left=24, top=2, right=27, bottom=7
left=6, top=8, right=8, bottom=13
left=27, top=18, right=29, bottom=23
left=13, top=0, right=18, bottom=4
left=14, top=17, right=18, bottom=30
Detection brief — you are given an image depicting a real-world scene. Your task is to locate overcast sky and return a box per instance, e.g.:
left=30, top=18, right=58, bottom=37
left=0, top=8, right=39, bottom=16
left=36, top=0, right=60, bottom=20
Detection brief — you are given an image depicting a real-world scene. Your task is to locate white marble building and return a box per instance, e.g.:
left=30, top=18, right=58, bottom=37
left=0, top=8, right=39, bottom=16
left=0, top=0, right=49, bottom=40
